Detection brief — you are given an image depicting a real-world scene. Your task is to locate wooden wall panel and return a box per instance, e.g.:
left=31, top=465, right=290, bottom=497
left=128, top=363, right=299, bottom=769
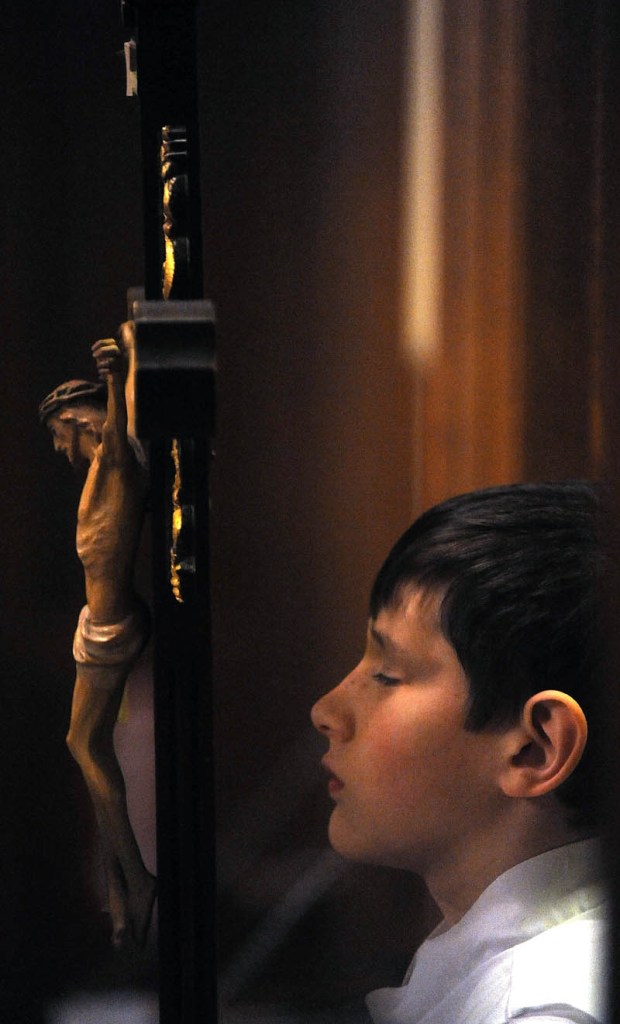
left=410, top=0, right=604, bottom=511
left=412, top=0, right=524, bottom=513
left=522, top=1, right=600, bottom=481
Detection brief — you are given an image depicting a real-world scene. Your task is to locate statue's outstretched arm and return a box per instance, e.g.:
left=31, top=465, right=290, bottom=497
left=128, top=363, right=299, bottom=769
left=91, top=326, right=133, bottom=463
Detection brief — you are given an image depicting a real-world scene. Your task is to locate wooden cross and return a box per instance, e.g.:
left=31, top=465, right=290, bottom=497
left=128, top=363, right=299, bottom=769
left=121, top=2, right=217, bottom=1020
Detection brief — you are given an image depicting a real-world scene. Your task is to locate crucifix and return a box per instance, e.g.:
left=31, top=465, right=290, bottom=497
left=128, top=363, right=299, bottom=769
left=41, top=2, right=217, bottom=1021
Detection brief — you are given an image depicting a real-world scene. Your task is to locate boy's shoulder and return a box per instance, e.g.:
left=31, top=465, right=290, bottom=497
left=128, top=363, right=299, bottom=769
left=366, top=842, right=609, bottom=1024
left=507, top=908, right=609, bottom=1022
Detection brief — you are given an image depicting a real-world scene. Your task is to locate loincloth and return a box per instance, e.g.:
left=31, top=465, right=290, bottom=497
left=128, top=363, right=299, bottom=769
left=73, top=603, right=150, bottom=673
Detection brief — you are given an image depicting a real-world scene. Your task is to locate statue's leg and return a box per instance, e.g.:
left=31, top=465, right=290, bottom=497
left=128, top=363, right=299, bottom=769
left=66, top=665, right=156, bottom=947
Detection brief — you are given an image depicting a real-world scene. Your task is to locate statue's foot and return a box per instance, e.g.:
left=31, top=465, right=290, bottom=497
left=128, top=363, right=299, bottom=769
left=104, top=881, right=130, bottom=949
left=128, top=871, right=157, bottom=948
left=112, top=919, right=129, bottom=949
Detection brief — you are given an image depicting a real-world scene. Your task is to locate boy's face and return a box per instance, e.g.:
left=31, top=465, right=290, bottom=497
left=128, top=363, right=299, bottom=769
left=311, top=590, right=508, bottom=880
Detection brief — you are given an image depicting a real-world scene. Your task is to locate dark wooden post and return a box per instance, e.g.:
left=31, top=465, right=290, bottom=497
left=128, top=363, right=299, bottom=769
left=121, top=3, right=217, bottom=1021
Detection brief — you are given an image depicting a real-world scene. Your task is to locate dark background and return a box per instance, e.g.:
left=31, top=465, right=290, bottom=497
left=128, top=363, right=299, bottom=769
left=1, top=3, right=149, bottom=1019
left=1, top=2, right=619, bottom=1022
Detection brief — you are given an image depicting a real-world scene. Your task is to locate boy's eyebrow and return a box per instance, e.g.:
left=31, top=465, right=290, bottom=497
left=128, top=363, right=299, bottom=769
left=369, top=624, right=385, bottom=648
left=369, top=623, right=408, bottom=657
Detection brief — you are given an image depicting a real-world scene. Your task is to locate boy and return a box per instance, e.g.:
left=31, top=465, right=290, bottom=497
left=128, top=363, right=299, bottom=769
left=312, top=482, right=608, bottom=1023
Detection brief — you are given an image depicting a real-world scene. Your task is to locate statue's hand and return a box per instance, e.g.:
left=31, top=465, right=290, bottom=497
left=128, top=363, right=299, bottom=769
left=92, top=337, right=124, bottom=381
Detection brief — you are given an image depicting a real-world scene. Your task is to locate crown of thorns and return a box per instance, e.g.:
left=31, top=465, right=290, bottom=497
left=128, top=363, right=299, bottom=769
left=38, top=380, right=107, bottom=424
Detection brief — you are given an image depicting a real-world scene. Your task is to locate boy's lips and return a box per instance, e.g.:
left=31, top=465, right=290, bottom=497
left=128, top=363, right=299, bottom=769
left=322, top=758, right=344, bottom=796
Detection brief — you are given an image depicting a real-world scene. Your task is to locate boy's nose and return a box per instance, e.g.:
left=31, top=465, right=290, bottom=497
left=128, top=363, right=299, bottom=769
left=311, top=674, right=354, bottom=741
left=311, top=691, right=332, bottom=735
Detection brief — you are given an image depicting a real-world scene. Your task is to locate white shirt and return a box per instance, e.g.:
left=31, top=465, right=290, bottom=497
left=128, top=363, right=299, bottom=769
left=366, top=839, right=608, bottom=1024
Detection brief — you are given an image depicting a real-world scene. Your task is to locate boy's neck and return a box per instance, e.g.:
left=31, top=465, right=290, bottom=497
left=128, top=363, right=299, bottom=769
left=426, top=804, right=591, bottom=928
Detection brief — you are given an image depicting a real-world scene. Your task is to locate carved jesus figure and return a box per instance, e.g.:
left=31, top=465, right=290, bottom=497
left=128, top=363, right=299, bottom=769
left=39, top=325, right=156, bottom=948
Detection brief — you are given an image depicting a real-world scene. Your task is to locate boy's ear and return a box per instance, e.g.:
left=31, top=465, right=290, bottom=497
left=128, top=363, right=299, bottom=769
left=499, top=690, right=588, bottom=799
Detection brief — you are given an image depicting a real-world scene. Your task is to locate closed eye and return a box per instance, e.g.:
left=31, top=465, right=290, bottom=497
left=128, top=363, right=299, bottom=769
left=373, top=671, right=401, bottom=687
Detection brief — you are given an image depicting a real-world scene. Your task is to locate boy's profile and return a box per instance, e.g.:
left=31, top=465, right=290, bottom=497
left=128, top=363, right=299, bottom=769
left=312, top=481, right=608, bottom=1024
